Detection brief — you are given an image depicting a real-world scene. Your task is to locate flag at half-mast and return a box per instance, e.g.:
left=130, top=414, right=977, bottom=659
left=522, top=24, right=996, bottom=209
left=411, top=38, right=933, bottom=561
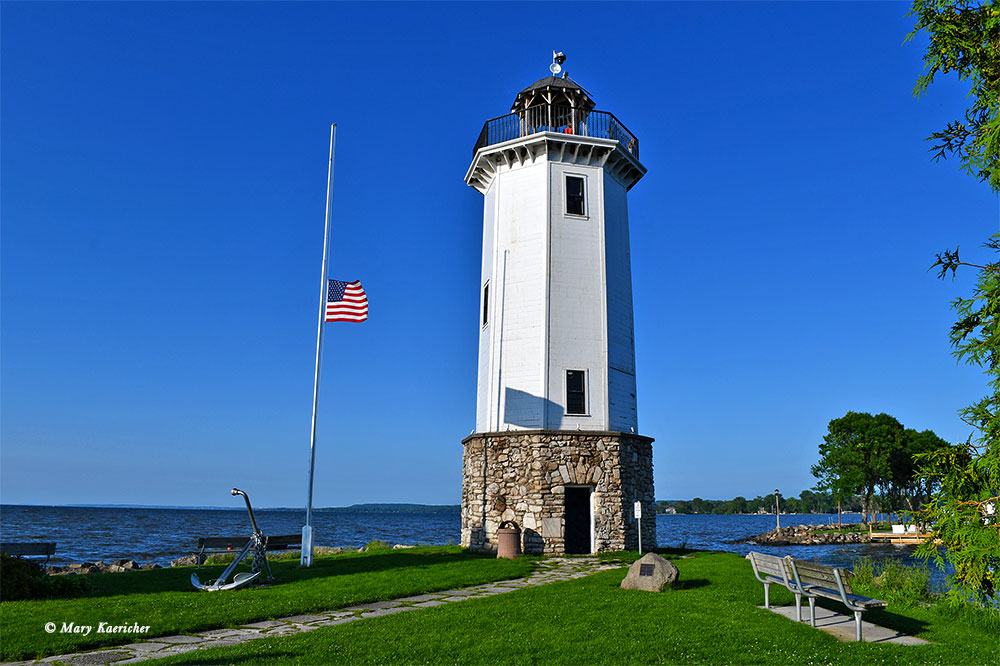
left=325, top=279, right=368, bottom=322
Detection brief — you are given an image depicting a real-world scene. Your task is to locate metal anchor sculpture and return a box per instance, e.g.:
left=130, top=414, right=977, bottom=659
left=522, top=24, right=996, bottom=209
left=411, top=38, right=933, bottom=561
left=191, top=488, right=273, bottom=591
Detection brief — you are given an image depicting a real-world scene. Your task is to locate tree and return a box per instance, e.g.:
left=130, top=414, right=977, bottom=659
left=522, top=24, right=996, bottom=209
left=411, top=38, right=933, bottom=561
left=921, top=239, right=1000, bottom=604
left=909, top=0, right=1000, bottom=606
left=885, top=429, right=952, bottom=514
left=812, top=411, right=904, bottom=525
left=907, top=0, right=999, bottom=190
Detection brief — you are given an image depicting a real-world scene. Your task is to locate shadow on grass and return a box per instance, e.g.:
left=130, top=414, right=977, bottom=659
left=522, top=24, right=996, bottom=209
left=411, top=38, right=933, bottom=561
left=675, top=578, right=710, bottom=591
left=77, top=548, right=489, bottom=599
left=814, top=598, right=930, bottom=636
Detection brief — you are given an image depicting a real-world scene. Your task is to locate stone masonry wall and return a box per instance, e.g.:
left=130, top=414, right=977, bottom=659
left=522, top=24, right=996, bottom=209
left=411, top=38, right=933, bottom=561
left=461, top=430, right=655, bottom=554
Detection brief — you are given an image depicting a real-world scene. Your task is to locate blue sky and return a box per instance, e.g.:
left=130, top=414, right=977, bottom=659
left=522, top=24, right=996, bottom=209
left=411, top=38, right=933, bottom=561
left=2, top=1, right=997, bottom=508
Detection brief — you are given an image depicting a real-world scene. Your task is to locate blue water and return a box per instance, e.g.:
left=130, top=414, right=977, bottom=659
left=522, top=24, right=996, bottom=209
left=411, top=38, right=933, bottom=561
left=1, top=506, right=940, bottom=585
left=0, top=505, right=460, bottom=566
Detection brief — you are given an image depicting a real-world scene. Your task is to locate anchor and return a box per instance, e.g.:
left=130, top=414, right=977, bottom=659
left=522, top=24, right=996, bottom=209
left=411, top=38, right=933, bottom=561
left=191, top=488, right=273, bottom=591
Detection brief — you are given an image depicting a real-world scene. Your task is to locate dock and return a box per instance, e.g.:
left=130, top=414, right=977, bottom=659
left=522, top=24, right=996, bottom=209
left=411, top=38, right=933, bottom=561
left=868, top=524, right=933, bottom=545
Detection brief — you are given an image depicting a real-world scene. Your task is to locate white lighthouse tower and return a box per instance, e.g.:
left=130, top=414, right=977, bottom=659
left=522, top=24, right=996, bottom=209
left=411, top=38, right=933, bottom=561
left=461, top=54, right=655, bottom=555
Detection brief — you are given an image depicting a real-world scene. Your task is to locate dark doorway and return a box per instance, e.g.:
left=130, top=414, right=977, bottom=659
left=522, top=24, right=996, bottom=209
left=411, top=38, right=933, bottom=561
left=564, top=486, right=592, bottom=554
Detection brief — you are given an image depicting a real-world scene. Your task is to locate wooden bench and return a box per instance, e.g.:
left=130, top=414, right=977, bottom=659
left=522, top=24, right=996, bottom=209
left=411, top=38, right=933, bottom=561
left=194, top=534, right=300, bottom=565
left=1, top=542, right=56, bottom=565
left=786, top=558, right=887, bottom=642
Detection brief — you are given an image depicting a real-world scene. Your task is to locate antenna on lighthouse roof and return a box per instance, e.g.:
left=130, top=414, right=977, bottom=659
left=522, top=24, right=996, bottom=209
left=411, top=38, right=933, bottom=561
left=550, top=51, right=566, bottom=75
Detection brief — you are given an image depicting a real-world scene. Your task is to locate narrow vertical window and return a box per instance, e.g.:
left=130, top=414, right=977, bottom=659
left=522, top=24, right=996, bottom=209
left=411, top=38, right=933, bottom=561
left=566, top=176, right=585, bottom=216
left=482, top=281, right=489, bottom=326
left=566, top=370, right=586, bottom=415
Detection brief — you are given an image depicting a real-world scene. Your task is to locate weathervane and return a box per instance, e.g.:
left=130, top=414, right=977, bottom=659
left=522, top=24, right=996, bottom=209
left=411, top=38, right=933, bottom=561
left=550, top=51, right=566, bottom=76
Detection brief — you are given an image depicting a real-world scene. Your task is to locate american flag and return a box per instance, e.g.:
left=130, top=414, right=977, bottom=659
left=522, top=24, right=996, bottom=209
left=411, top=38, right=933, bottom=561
left=326, top=279, right=368, bottom=322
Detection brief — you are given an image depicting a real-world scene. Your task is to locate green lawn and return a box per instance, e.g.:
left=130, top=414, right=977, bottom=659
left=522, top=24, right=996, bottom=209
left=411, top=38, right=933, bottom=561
left=146, top=550, right=998, bottom=666
left=0, top=546, right=536, bottom=661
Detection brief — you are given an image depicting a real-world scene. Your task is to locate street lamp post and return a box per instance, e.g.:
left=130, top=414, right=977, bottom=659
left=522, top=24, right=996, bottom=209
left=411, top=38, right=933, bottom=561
left=774, top=489, right=781, bottom=530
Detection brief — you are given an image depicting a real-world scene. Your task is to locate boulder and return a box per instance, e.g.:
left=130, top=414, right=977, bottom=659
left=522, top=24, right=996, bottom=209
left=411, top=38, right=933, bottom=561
left=620, top=553, right=678, bottom=592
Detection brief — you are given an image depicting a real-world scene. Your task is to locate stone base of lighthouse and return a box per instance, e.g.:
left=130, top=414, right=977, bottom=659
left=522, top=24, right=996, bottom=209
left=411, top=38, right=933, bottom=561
left=461, top=430, right=655, bottom=555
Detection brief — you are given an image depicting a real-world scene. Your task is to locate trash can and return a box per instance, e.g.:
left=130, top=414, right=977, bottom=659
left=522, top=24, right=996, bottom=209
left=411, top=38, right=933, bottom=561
left=496, top=521, right=521, bottom=559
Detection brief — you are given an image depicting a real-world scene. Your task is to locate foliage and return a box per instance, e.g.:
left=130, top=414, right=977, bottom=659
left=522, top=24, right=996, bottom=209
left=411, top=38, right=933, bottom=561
left=363, top=540, right=392, bottom=551
left=0, top=546, right=535, bottom=661
left=849, top=557, right=935, bottom=607
left=811, top=411, right=905, bottom=524
left=908, top=0, right=1000, bottom=607
left=0, top=554, right=88, bottom=601
left=146, top=551, right=1000, bottom=666
left=923, top=237, right=1000, bottom=605
left=907, top=0, right=1000, bottom=190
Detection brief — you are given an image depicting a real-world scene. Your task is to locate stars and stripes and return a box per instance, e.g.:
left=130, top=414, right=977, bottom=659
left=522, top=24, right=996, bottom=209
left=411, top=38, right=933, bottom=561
left=325, top=279, right=368, bottom=322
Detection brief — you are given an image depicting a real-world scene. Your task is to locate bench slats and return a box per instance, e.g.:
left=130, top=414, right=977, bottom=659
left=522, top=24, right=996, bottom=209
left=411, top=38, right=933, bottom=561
left=789, top=560, right=845, bottom=590
left=196, top=535, right=302, bottom=553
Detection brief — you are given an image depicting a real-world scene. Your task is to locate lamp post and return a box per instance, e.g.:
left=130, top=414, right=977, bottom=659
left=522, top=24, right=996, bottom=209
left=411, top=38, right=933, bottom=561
left=774, top=489, right=781, bottom=530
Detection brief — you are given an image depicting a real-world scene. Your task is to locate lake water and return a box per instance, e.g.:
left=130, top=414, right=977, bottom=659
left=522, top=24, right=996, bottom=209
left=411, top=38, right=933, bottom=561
left=1, top=506, right=940, bottom=585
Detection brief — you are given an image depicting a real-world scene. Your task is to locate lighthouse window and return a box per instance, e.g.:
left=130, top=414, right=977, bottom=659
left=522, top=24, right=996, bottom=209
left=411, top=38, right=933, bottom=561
left=482, top=281, right=489, bottom=327
left=565, top=176, right=586, bottom=216
left=566, top=370, right=587, bottom=415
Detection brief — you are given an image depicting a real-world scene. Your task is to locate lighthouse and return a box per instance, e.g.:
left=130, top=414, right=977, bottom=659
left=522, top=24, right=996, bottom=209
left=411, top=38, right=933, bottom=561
left=461, top=54, right=655, bottom=554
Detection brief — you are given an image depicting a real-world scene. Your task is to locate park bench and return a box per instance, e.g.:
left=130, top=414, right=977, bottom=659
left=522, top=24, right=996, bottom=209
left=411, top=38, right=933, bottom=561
left=194, top=534, right=301, bottom=566
left=1, top=542, right=56, bottom=565
left=786, top=558, right=887, bottom=642
left=747, top=551, right=796, bottom=610
left=748, top=552, right=887, bottom=641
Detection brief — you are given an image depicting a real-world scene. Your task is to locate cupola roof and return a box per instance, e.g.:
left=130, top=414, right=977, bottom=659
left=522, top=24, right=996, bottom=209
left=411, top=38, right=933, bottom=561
left=510, top=73, right=595, bottom=112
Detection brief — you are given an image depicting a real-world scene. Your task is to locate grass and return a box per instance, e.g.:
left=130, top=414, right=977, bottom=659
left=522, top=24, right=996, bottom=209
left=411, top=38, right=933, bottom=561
left=145, top=550, right=999, bottom=666
left=0, top=546, right=536, bottom=661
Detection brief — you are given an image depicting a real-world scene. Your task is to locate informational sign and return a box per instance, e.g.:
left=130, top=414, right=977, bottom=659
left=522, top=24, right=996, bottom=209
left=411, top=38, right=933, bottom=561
left=634, top=501, right=642, bottom=520
left=639, top=563, right=655, bottom=577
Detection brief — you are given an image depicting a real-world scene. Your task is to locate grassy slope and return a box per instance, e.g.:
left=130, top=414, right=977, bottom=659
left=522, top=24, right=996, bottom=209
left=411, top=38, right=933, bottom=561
left=149, top=551, right=999, bottom=666
left=0, top=547, right=535, bottom=661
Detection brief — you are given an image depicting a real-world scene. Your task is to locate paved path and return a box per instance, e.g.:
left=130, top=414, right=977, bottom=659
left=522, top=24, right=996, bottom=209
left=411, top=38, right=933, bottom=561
left=11, top=557, right=622, bottom=666
left=763, top=605, right=932, bottom=645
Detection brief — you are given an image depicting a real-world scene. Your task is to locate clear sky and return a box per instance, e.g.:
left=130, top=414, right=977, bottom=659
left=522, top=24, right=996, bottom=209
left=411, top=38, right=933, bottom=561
left=2, top=2, right=997, bottom=508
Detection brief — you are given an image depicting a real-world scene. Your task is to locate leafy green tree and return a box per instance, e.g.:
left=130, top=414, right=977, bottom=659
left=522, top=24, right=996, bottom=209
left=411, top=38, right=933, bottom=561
left=907, top=0, right=999, bottom=189
left=908, top=0, right=1000, bottom=606
left=812, top=411, right=904, bottom=525
left=921, top=240, right=1000, bottom=603
left=885, top=429, right=952, bottom=514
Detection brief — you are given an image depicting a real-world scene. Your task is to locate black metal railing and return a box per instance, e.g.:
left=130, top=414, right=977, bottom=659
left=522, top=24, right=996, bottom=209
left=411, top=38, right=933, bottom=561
left=473, top=105, right=638, bottom=159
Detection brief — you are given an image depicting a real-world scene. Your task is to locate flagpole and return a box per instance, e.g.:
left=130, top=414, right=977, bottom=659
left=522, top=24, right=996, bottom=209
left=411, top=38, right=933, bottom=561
left=302, top=123, right=336, bottom=567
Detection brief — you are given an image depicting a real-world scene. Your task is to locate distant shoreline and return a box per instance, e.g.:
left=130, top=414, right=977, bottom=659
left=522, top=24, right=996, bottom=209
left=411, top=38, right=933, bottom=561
left=0, top=503, right=461, bottom=513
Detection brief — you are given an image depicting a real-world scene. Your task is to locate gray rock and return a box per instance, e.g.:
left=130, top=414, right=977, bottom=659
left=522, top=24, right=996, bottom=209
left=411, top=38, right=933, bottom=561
left=620, top=553, right=678, bottom=592
left=170, top=555, right=199, bottom=567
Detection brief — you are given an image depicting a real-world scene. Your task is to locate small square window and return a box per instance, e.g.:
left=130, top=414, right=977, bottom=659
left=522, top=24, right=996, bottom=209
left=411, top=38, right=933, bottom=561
left=566, top=370, right=586, bottom=415
left=566, top=176, right=585, bottom=216
left=482, top=281, right=489, bottom=326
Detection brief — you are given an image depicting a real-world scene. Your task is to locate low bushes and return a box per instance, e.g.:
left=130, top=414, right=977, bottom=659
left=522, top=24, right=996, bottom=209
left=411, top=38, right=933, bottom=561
left=0, top=554, right=88, bottom=601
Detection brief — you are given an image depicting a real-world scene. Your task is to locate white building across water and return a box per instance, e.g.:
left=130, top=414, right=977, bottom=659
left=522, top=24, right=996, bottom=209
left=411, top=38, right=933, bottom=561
left=461, top=54, right=655, bottom=555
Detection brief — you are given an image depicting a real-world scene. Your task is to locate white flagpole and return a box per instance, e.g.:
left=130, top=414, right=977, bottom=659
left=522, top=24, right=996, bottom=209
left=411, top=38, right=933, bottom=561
left=302, top=123, right=336, bottom=567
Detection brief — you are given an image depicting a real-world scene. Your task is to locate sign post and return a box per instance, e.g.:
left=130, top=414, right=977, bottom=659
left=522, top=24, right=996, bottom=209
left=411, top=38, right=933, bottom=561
left=634, top=500, right=642, bottom=554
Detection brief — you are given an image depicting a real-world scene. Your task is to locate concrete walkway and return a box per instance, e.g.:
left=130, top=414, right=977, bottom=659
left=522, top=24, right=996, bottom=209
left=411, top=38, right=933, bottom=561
left=764, top=605, right=932, bottom=645
left=11, top=557, right=622, bottom=666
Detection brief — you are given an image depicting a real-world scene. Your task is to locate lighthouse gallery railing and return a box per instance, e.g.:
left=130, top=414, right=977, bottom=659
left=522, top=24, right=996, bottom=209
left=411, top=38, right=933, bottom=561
left=474, top=105, right=638, bottom=159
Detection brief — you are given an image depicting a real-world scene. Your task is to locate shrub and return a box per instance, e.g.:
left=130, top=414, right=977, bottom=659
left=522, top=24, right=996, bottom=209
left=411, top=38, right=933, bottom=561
left=850, top=557, right=935, bottom=607
left=0, top=553, right=88, bottom=601
left=364, top=540, right=392, bottom=551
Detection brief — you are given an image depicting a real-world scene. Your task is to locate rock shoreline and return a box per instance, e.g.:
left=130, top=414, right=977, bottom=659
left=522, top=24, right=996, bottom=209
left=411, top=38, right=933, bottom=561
left=46, top=544, right=417, bottom=575
left=729, top=524, right=869, bottom=547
